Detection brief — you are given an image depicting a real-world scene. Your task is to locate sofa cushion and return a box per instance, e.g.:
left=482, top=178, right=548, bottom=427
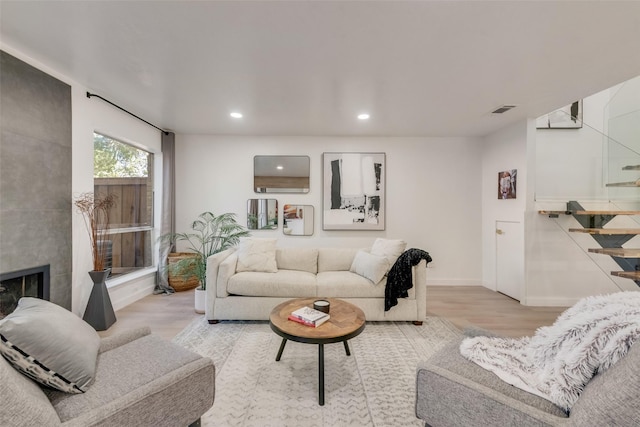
left=217, top=253, right=239, bottom=297
left=276, top=248, right=318, bottom=274
left=419, top=340, right=568, bottom=418
left=227, top=270, right=317, bottom=297
left=370, top=238, right=407, bottom=274
left=317, top=271, right=386, bottom=298
left=568, top=341, right=640, bottom=425
left=0, top=352, right=61, bottom=426
left=349, top=250, right=389, bottom=284
left=318, top=248, right=361, bottom=272
left=0, top=297, right=101, bottom=394
left=44, top=334, right=203, bottom=423
left=236, top=238, right=278, bottom=273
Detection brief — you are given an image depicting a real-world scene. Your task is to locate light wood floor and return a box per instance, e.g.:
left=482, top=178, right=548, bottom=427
left=426, top=286, right=566, bottom=338
left=100, top=286, right=567, bottom=340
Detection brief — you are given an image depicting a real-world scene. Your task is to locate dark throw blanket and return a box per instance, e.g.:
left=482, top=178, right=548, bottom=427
left=385, top=248, right=432, bottom=311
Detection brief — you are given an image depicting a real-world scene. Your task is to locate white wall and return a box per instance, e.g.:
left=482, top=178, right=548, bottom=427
left=480, top=120, right=529, bottom=293
left=527, top=80, right=640, bottom=306
left=73, top=91, right=162, bottom=313
left=535, top=89, right=612, bottom=201
left=2, top=43, right=162, bottom=315
left=175, top=135, right=484, bottom=285
left=525, top=207, right=635, bottom=306
left=607, top=75, right=640, bottom=148
left=478, top=115, right=622, bottom=307
left=606, top=76, right=640, bottom=201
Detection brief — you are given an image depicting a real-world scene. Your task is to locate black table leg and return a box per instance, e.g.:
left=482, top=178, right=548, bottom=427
left=343, top=340, right=351, bottom=356
left=276, top=338, right=287, bottom=361
left=319, top=343, right=325, bottom=406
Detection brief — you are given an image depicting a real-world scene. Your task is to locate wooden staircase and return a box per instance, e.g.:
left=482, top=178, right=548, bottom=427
left=606, top=180, right=640, bottom=188
left=539, top=201, right=640, bottom=285
left=569, top=228, right=640, bottom=235
left=606, top=165, right=640, bottom=187
left=588, top=248, right=640, bottom=257
left=611, top=271, right=640, bottom=280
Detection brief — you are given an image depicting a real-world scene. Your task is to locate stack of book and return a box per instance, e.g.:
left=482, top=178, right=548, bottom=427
left=288, top=306, right=330, bottom=327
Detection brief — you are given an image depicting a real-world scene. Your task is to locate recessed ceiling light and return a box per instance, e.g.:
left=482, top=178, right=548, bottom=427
left=276, top=165, right=284, bottom=170
left=358, top=113, right=370, bottom=120
left=230, top=112, right=243, bottom=118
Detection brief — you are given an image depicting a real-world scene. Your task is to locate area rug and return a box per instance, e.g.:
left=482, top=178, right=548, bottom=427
left=173, top=317, right=461, bottom=427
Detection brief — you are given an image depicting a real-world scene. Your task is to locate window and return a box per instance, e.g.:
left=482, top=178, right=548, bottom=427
left=94, top=133, right=153, bottom=277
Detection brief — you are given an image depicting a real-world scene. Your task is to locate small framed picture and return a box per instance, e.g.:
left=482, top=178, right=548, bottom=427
left=498, top=169, right=517, bottom=199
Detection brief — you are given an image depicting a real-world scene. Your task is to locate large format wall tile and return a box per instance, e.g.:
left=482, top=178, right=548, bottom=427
left=0, top=131, right=71, bottom=211
left=0, top=51, right=71, bottom=147
left=0, top=50, right=72, bottom=310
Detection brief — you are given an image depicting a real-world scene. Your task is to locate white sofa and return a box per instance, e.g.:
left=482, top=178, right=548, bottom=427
left=205, top=244, right=427, bottom=324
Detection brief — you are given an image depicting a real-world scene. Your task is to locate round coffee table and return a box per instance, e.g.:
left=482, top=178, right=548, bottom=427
left=269, top=297, right=366, bottom=406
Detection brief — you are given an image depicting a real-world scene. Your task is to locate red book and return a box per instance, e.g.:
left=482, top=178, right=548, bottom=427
left=288, top=314, right=318, bottom=327
left=290, top=306, right=330, bottom=326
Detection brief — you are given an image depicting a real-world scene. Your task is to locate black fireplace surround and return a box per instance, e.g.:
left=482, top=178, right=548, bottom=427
left=0, top=265, right=50, bottom=318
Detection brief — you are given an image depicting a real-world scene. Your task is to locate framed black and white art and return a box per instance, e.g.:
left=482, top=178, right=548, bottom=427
left=322, top=152, right=385, bottom=230
left=536, top=100, right=583, bottom=129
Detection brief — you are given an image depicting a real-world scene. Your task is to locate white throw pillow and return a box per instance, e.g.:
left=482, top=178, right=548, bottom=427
left=0, top=297, right=101, bottom=394
left=236, top=238, right=278, bottom=273
left=349, top=250, right=389, bottom=284
left=370, top=238, right=407, bottom=273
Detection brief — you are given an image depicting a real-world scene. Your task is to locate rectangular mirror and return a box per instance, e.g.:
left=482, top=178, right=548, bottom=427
left=283, top=204, right=314, bottom=236
left=247, top=199, right=278, bottom=230
left=254, top=155, right=310, bottom=193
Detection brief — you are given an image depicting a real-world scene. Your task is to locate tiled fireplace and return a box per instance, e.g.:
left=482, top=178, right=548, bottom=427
left=1, top=51, right=72, bottom=311
left=0, top=265, right=50, bottom=319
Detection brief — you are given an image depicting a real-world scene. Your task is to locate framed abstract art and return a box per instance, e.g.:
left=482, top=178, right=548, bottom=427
left=322, top=152, right=385, bottom=230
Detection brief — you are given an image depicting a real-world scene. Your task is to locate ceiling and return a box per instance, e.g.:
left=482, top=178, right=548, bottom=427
left=2, top=1, right=640, bottom=137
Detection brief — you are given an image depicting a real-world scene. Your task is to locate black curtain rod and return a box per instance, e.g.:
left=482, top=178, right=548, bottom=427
left=86, top=92, right=169, bottom=135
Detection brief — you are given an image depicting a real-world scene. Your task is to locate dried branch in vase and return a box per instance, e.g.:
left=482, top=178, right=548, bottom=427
left=74, top=192, right=117, bottom=272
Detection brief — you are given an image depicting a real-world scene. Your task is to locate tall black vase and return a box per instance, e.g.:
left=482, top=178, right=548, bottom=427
left=83, top=270, right=117, bottom=331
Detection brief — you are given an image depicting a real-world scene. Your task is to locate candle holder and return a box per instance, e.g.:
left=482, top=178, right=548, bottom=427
left=313, top=299, right=330, bottom=314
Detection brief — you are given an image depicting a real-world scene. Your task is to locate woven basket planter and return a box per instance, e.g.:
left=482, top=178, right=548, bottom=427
left=167, top=252, right=200, bottom=292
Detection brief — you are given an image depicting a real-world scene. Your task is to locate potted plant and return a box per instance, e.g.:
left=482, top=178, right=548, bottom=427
left=74, top=192, right=118, bottom=330
left=160, top=212, right=249, bottom=313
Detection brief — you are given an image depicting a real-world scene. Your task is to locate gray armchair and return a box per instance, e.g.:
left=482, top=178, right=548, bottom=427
left=1, top=327, right=214, bottom=426
left=415, top=328, right=640, bottom=426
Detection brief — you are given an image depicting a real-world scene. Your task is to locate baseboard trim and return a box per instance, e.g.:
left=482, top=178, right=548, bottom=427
left=110, top=274, right=156, bottom=311
left=113, top=284, right=155, bottom=311
left=523, top=297, right=578, bottom=307
left=426, top=279, right=483, bottom=286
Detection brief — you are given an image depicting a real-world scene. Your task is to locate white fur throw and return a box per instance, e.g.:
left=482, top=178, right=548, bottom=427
left=459, top=291, right=640, bottom=412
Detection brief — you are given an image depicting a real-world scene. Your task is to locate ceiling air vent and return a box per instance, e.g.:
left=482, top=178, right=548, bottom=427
left=491, top=105, right=516, bottom=114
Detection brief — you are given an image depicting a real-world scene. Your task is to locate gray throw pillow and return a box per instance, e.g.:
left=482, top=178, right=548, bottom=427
left=0, top=297, right=101, bottom=393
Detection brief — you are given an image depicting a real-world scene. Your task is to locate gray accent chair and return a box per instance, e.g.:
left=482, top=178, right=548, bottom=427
left=1, top=327, right=215, bottom=426
left=415, top=328, right=640, bottom=426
